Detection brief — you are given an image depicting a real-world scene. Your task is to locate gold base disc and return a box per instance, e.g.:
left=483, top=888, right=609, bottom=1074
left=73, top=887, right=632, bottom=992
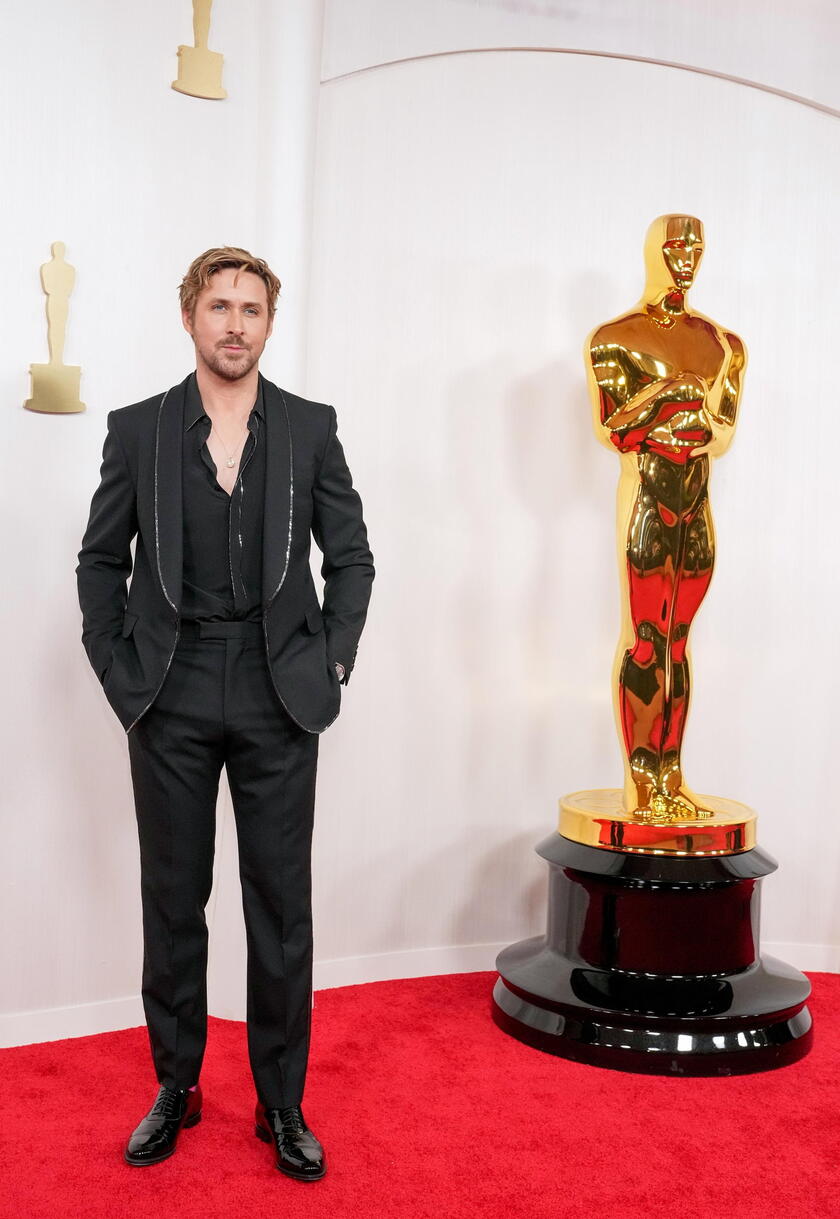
left=559, top=789, right=756, bottom=857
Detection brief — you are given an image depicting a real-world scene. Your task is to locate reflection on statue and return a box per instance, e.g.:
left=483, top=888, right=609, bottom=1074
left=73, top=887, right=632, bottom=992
left=25, top=242, right=85, bottom=414
left=172, top=0, right=227, bottom=100
left=585, top=215, right=746, bottom=820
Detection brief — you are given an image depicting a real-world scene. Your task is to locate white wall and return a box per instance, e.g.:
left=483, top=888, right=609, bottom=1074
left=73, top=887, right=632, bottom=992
left=3, top=0, right=839, bottom=1047
left=305, top=4, right=840, bottom=980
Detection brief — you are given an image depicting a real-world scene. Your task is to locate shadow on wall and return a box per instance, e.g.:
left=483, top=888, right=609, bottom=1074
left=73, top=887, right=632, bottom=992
left=315, top=265, right=622, bottom=967
left=446, top=267, right=616, bottom=799
left=23, top=613, right=141, bottom=1011
left=450, top=828, right=548, bottom=945
left=363, top=268, right=619, bottom=955
left=344, top=827, right=549, bottom=954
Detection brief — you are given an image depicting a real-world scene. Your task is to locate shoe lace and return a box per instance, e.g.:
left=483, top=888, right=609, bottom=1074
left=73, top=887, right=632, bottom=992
left=150, top=1087, right=182, bottom=1119
left=279, top=1105, right=306, bottom=1134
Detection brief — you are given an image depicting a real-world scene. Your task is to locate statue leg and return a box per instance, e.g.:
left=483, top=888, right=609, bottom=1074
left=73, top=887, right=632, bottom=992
left=619, top=482, right=676, bottom=812
left=46, top=297, right=66, bottom=366
left=660, top=492, right=714, bottom=810
left=194, top=0, right=212, bottom=49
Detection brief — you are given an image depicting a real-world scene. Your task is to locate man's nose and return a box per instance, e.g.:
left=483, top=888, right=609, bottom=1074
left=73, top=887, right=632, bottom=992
left=227, top=314, right=245, bottom=333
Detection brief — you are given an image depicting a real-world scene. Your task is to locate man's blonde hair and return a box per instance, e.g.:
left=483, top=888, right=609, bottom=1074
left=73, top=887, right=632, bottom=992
left=179, top=246, right=281, bottom=319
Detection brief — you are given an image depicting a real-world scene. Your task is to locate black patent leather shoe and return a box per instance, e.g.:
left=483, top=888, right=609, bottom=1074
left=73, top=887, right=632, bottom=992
left=255, top=1103, right=326, bottom=1181
left=124, top=1084, right=202, bottom=1165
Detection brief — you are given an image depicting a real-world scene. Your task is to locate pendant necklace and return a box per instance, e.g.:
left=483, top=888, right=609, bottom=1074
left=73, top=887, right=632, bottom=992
left=212, top=425, right=246, bottom=469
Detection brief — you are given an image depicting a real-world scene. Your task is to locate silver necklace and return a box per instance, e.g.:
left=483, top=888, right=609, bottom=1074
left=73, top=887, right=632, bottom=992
left=212, top=424, right=246, bottom=469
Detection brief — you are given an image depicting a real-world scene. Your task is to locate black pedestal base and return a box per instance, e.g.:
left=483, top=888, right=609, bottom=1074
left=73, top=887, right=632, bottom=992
left=493, top=836, right=812, bottom=1076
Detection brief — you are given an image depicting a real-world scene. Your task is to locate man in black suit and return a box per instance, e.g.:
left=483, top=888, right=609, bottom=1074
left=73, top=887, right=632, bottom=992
left=77, top=247, right=373, bottom=1180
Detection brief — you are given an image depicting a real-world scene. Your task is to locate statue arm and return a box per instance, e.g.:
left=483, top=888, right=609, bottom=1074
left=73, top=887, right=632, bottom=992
left=696, top=333, right=746, bottom=457
left=600, top=375, right=706, bottom=432
left=587, top=342, right=706, bottom=436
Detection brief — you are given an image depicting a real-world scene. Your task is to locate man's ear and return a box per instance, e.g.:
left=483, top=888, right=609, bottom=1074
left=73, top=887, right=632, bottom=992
left=181, top=308, right=195, bottom=337
left=266, top=315, right=274, bottom=341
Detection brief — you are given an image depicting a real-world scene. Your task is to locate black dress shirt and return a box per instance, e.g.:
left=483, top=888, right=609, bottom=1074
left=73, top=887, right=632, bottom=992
left=181, top=374, right=266, bottom=622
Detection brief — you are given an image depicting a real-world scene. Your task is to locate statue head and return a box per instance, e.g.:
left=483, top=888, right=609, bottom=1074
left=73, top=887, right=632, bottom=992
left=51, top=241, right=66, bottom=260
left=643, top=214, right=704, bottom=298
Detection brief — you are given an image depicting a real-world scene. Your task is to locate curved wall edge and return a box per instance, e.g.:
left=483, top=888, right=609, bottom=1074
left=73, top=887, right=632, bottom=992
left=323, top=46, right=840, bottom=120
left=323, top=0, right=840, bottom=115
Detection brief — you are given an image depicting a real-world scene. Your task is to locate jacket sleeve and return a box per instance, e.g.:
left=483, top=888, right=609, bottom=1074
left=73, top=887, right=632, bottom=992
left=76, top=412, right=138, bottom=683
left=311, top=407, right=374, bottom=683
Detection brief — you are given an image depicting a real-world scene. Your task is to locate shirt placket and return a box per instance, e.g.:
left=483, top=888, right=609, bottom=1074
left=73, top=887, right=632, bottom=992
left=230, top=418, right=259, bottom=614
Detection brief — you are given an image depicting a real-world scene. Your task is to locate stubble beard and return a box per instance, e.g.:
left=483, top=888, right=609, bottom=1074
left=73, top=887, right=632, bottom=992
left=199, top=341, right=261, bottom=382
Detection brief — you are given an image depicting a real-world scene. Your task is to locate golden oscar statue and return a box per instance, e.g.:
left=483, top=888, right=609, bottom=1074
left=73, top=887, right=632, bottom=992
left=492, top=217, right=812, bottom=1074
left=25, top=241, right=85, bottom=414
left=589, top=214, right=745, bottom=822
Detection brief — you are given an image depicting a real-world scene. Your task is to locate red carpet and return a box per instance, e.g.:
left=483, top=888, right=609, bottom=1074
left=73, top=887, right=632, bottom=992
left=1, top=971, right=837, bottom=1218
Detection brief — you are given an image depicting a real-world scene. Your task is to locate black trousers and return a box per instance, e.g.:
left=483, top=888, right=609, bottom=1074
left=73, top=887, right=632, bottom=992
left=127, top=620, right=319, bottom=1108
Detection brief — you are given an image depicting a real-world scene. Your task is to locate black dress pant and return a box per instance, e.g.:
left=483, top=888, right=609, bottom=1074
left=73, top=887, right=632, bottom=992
left=127, top=620, right=319, bottom=1108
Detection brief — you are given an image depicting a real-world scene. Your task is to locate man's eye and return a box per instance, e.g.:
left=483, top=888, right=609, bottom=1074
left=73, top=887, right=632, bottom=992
left=212, top=303, right=226, bottom=310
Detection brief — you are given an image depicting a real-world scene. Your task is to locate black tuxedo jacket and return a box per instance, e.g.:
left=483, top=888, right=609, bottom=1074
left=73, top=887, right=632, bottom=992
left=77, top=373, right=374, bottom=733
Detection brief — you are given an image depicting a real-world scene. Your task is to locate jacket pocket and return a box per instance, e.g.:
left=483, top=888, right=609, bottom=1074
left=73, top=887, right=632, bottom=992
left=121, top=612, right=139, bottom=638
left=304, top=606, right=324, bottom=634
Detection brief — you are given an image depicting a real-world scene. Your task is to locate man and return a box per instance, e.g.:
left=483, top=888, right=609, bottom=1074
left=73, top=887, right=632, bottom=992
left=77, top=247, right=374, bottom=1180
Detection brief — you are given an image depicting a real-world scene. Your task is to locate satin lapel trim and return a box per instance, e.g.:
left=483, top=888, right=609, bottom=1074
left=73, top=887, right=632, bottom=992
left=154, top=379, right=185, bottom=612
left=261, top=377, right=294, bottom=609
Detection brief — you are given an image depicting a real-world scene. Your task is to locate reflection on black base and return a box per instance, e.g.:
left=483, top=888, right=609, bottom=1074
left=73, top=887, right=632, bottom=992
left=492, top=836, right=812, bottom=1076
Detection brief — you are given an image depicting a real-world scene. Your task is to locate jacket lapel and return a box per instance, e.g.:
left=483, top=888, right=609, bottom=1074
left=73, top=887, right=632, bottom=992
left=260, top=376, right=294, bottom=609
left=153, top=376, right=186, bottom=613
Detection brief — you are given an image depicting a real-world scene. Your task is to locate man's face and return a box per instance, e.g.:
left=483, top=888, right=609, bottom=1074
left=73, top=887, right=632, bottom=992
left=183, top=267, right=273, bottom=381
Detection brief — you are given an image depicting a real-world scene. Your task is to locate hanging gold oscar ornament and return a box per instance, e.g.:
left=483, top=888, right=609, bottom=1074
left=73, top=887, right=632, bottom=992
left=25, top=242, right=85, bottom=415
left=172, top=0, right=227, bottom=101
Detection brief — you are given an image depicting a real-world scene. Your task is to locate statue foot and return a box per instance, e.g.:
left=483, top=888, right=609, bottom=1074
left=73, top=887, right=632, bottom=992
left=632, top=791, right=714, bottom=823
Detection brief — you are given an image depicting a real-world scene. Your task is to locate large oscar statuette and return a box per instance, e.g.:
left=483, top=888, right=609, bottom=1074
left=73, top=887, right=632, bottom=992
left=25, top=242, right=85, bottom=414
left=492, top=216, right=812, bottom=1074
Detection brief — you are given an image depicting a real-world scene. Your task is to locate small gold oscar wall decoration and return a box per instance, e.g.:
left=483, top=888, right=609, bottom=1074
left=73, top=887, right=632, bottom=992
left=172, top=0, right=227, bottom=100
left=25, top=242, right=85, bottom=415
